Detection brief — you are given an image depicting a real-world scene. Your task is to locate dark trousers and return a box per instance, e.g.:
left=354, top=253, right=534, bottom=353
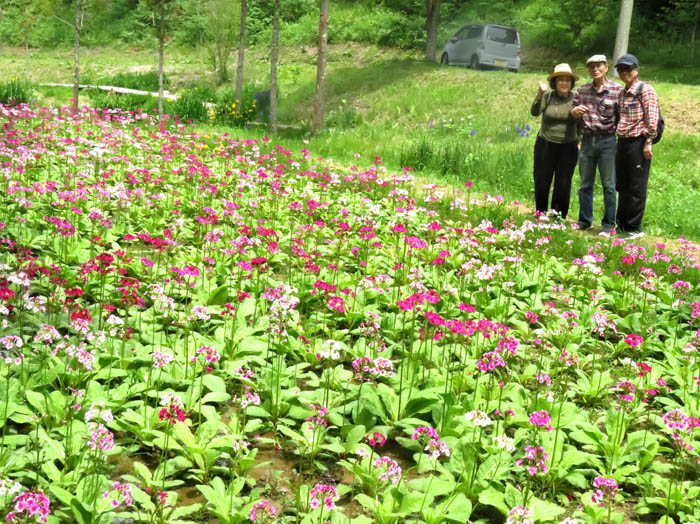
left=616, top=137, right=651, bottom=232
left=533, top=137, right=578, bottom=218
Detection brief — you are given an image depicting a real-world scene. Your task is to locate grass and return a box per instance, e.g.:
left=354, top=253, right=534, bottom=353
left=1, top=42, right=699, bottom=239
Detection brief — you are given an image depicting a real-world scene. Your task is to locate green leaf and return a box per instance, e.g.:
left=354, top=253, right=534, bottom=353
left=70, top=498, right=93, bottom=524
left=478, top=485, right=508, bottom=515
left=530, top=495, right=565, bottom=521
left=133, top=460, right=153, bottom=483
left=443, top=492, right=473, bottom=522
left=202, top=374, right=227, bottom=393
left=207, top=285, right=230, bottom=305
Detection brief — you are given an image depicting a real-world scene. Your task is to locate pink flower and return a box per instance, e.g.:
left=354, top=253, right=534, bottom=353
left=309, top=484, right=338, bottom=510
left=529, top=410, right=553, bottom=432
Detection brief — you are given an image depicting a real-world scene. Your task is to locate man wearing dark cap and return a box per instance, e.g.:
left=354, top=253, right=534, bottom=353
left=614, top=53, right=660, bottom=239
left=570, top=54, right=623, bottom=233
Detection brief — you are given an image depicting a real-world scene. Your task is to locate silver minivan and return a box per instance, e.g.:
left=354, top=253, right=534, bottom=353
left=441, top=24, right=520, bottom=72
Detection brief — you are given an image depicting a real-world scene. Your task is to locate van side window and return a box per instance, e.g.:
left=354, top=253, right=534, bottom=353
left=487, top=27, right=518, bottom=44
left=467, top=26, right=482, bottom=39
left=456, top=27, right=470, bottom=40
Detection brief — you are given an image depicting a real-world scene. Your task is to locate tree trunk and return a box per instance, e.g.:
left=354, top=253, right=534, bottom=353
left=312, top=0, right=329, bottom=134
left=424, top=0, right=441, bottom=63
left=235, top=0, right=247, bottom=103
left=158, top=5, right=165, bottom=118
left=72, top=0, right=82, bottom=113
left=613, top=0, right=634, bottom=67
left=269, top=0, right=280, bottom=132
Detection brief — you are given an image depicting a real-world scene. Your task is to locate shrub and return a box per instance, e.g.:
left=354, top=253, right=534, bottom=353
left=215, top=84, right=262, bottom=127
left=0, top=78, right=33, bottom=105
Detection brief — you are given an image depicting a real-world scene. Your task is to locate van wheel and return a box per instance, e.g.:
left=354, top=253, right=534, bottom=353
left=470, top=55, right=480, bottom=70
left=440, top=53, right=449, bottom=65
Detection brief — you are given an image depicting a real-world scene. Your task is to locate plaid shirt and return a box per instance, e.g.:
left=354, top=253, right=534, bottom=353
left=617, top=79, right=660, bottom=140
left=573, top=78, right=623, bottom=135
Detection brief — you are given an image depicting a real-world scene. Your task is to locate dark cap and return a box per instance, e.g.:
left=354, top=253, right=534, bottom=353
left=615, top=53, right=639, bottom=69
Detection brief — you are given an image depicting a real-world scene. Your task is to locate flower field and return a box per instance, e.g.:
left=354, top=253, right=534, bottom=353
left=1, top=103, right=700, bottom=524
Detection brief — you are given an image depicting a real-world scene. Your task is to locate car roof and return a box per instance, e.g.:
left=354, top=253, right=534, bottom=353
left=457, top=23, right=518, bottom=31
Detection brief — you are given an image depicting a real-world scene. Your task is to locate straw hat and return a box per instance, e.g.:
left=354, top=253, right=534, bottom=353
left=547, top=63, right=579, bottom=82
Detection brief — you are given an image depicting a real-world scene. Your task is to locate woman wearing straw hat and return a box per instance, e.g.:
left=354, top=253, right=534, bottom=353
left=530, top=63, right=580, bottom=219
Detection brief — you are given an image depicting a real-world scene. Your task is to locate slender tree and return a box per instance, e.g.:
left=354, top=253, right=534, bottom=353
left=141, top=0, right=175, bottom=118
left=72, top=0, right=85, bottom=113
left=269, top=0, right=280, bottom=132
left=208, top=0, right=238, bottom=84
left=234, top=0, right=247, bottom=103
left=311, top=0, right=329, bottom=134
left=424, top=0, right=441, bottom=62
left=613, top=0, right=634, bottom=65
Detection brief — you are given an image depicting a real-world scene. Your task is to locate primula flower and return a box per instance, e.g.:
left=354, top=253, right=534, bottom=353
left=506, top=505, right=533, bottom=524
left=624, top=333, right=644, bottom=348
left=249, top=500, right=277, bottom=522
left=411, top=426, right=450, bottom=459
left=591, top=476, right=618, bottom=507
left=516, top=445, right=549, bottom=476
left=5, top=490, right=51, bottom=523
left=373, top=456, right=402, bottom=485
left=529, top=410, right=553, bottom=432
left=309, top=484, right=338, bottom=510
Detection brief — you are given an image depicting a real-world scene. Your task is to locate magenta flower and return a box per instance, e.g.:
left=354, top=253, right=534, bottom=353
left=249, top=500, right=277, bottom=522
left=515, top=445, right=549, bottom=476
left=5, top=490, right=51, bottom=523
left=591, top=476, right=618, bottom=507
left=309, top=484, right=338, bottom=510
left=529, top=410, right=553, bottom=432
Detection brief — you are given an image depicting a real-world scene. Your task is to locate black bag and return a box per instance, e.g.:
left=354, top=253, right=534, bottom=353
left=634, top=82, right=664, bottom=144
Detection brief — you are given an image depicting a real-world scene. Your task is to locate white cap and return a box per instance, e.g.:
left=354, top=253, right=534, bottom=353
left=586, top=54, right=607, bottom=65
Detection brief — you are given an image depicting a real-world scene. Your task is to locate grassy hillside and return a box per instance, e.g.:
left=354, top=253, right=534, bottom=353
left=1, top=43, right=699, bottom=239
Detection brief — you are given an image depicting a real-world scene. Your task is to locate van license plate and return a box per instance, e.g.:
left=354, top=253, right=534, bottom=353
left=495, top=60, right=505, bottom=66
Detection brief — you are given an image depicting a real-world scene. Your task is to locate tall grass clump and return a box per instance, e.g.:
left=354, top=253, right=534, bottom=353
left=0, top=77, right=33, bottom=105
left=97, top=70, right=169, bottom=92
left=87, top=90, right=158, bottom=113
left=168, top=86, right=214, bottom=122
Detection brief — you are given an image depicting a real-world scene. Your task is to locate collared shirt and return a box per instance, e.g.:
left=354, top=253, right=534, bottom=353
left=617, top=79, right=660, bottom=140
left=573, top=78, right=623, bottom=135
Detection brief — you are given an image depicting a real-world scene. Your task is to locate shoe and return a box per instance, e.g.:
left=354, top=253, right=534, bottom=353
left=601, top=225, right=615, bottom=233
left=627, top=231, right=645, bottom=240
left=576, top=221, right=592, bottom=230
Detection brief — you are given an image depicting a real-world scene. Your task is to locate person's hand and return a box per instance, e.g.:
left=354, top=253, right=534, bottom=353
left=570, top=105, right=589, bottom=118
left=643, top=142, right=653, bottom=159
left=537, top=81, right=548, bottom=95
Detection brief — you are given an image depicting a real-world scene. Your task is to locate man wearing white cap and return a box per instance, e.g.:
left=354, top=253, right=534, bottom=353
left=570, top=55, right=623, bottom=233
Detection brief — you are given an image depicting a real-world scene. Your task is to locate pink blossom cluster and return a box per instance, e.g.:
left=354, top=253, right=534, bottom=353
left=152, top=350, right=175, bottom=368
left=615, top=380, right=637, bottom=402
left=506, top=505, right=533, bottom=524
left=411, top=426, right=450, bottom=459
left=351, top=356, right=394, bottom=381
left=305, top=404, right=329, bottom=429
left=102, top=482, right=133, bottom=508
left=249, top=500, right=277, bottom=522
left=529, top=410, right=553, bottom=432
left=516, top=445, right=549, bottom=476
left=309, top=484, right=337, bottom=510
left=373, top=456, right=402, bottom=485
left=365, top=432, right=387, bottom=448
left=5, top=490, right=51, bottom=523
left=591, top=476, right=618, bottom=507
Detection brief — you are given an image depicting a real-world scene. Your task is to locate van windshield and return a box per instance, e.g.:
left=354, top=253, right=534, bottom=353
left=487, top=27, right=518, bottom=45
